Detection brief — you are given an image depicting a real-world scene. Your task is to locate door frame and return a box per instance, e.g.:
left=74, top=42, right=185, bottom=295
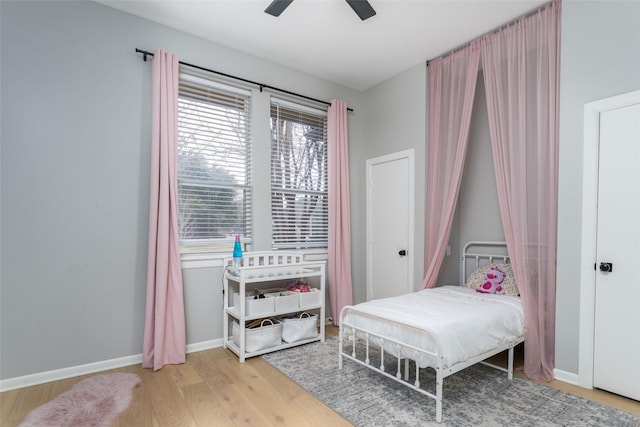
left=366, top=149, right=415, bottom=301
left=578, top=89, right=640, bottom=389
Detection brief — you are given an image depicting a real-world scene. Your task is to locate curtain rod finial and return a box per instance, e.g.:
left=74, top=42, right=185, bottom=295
left=136, top=48, right=149, bottom=62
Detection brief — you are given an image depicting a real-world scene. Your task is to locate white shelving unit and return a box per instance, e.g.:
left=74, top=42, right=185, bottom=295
left=222, top=251, right=326, bottom=362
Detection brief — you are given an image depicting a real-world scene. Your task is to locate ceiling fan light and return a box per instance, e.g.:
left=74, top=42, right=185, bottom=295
left=345, top=0, right=376, bottom=21
left=265, top=0, right=293, bottom=17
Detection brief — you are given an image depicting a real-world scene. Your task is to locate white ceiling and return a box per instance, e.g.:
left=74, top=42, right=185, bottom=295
left=97, top=0, right=548, bottom=91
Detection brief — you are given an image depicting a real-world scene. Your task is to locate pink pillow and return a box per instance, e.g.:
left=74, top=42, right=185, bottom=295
left=465, top=263, right=519, bottom=296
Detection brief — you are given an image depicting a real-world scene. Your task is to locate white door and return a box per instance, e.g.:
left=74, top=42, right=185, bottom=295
left=366, top=150, right=414, bottom=300
left=593, top=102, right=640, bottom=400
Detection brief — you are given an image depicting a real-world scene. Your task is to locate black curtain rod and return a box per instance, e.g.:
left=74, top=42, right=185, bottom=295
left=135, top=48, right=353, bottom=112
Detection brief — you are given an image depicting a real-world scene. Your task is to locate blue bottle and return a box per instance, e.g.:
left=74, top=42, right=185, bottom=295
left=232, top=234, right=243, bottom=276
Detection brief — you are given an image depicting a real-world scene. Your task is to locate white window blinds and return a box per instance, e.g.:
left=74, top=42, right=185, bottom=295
left=177, top=70, right=252, bottom=252
left=270, top=98, right=328, bottom=249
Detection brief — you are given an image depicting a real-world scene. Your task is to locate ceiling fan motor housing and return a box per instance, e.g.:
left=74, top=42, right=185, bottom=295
left=265, top=0, right=376, bottom=21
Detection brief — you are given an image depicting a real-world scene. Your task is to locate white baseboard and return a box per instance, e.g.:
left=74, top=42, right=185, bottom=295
left=0, top=354, right=143, bottom=392
left=186, top=338, right=223, bottom=354
left=0, top=338, right=224, bottom=393
left=553, top=368, right=580, bottom=386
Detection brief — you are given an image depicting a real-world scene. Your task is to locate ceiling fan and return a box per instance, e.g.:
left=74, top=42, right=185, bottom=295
left=265, top=0, right=376, bottom=21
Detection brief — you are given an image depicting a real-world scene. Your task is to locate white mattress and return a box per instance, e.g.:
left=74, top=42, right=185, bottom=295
left=341, top=286, right=525, bottom=369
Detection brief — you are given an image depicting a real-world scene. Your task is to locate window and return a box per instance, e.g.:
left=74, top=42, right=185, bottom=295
left=177, top=71, right=252, bottom=252
left=270, top=99, right=328, bottom=249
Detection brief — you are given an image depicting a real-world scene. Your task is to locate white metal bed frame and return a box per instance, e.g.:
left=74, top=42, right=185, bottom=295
left=338, top=241, right=524, bottom=423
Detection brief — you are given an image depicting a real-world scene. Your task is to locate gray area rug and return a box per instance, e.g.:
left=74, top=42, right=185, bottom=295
left=263, top=337, right=640, bottom=427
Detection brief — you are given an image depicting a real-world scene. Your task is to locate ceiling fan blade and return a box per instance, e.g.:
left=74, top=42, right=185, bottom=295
left=265, top=0, right=293, bottom=17
left=345, top=0, right=376, bottom=21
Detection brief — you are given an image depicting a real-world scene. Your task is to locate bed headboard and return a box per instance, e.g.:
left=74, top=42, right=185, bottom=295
left=461, top=241, right=509, bottom=285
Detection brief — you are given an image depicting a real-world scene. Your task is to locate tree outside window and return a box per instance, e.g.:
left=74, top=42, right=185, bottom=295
left=270, top=101, right=328, bottom=249
left=177, top=76, right=252, bottom=253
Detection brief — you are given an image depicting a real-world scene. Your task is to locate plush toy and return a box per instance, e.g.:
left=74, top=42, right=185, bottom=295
left=476, top=267, right=505, bottom=294
left=284, top=279, right=311, bottom=293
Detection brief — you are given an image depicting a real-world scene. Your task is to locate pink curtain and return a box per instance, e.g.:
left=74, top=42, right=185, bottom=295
left=421, top=43, right=480, bottom=289
left=481, top=0, right=561, bottom=381
left=142, top=49, right=186, bottom=371
left=327, top=99, right=353, bottom=325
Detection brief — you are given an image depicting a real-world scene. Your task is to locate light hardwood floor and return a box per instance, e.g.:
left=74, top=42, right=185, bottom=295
left=2, top=326, right=638, bottom=426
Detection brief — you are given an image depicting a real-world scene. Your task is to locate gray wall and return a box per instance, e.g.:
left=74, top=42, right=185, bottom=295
left=0, top=0, right=364, bottom=380
left=435, top=72, right=504, bottom=286
left=457, top=74, right=503, bottom=249
left=3, top=0, right=639, bottom=384
left=360, top=65, right=502, bottom=289
left=452, top=72, right=504, bottom=284
left=555, top=0, right=640, bottom=374
left=361, top=64, right=427, bottom=296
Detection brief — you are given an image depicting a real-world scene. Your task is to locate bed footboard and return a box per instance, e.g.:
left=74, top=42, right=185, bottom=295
left=339, top=305, right=447, bottom=422
left=338, top=305, right=522, bottom=424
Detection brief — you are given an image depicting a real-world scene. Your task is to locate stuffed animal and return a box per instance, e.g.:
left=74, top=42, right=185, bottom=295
left=476, top=267, right=505, bottom=294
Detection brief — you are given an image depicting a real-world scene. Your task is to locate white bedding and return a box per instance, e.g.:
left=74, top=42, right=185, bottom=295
left=341, top=286, right=525, bottom=369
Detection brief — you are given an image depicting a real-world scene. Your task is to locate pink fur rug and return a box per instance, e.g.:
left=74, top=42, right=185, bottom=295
left=19, top=372, right=140, bottom=427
